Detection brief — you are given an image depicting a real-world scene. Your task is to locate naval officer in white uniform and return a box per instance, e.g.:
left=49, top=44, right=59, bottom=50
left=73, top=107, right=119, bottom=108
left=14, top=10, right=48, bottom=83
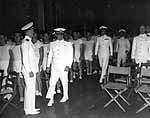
left=46, top=28, right=73, bottom=106
left=21, top=22, right=40, bottom=115
left=131, top=25, right=150, bottom=65
left=95, top=26, right=113, bottom=83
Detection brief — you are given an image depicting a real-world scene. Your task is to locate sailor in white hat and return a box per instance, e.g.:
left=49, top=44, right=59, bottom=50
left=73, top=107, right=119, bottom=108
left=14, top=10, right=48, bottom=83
left=21, top=22, right=40, bottom=115
left=95, top=26, right=113, bottom=84
left=46, top=28, right=73, bottom=106
left=116, top=29, right=130, bottom=67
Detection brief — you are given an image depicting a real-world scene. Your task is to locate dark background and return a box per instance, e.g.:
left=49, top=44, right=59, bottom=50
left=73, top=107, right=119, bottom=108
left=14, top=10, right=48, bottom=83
left=0, top=0, right=150, bottom=34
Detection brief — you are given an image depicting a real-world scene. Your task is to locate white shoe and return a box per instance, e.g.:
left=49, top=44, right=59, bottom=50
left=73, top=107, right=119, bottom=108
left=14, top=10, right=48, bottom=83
left=35, top=91, right=39, bottom=96
left=38, top=92, right=42, bottom=96
left=60, top=97, right=69, bottom=103
left=20, top=97, right=24, bottom=102
left=73, top=75, right=76, bottom=78
left=79, top=76, right=82, bottom=80
left=25, top=111, right=40, bottom=115
left=99, top=79, right=103, bottom=84
left=48, top=100, right=54, bottom=107
left=34, top=108, right=40, bottom=111
left=70, top=79, right=73, bottom=83
left=57, top=89, right=61, bottom=94
left=93, top=70, right=97, bottom=74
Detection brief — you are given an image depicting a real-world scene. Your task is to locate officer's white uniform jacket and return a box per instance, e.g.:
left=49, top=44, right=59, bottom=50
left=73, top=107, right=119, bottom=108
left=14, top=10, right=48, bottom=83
left=131, top=34, right=150, bottom=64
left=21, top=36, right=38, bottom=74
left=95, top=35, right=113, bottom=56
left=47, top=39, right=73, bottom=71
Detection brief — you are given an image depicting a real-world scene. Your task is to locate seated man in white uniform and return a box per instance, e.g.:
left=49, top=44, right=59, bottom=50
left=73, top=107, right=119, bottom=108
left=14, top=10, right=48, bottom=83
left=21, top=22, right=40, bottom=115
left=12, top=32, right=24, bottom=102
left=32, top=32, right=43, bottom=96
left=95, top=26, right=113, bottom=84
left=84, top=32, right=95, bottom=75
left=46, top=28, right=73, bottom=106
left=116, top=29, right=130, bottom=67
left=131, top=25, right=150, bottom=66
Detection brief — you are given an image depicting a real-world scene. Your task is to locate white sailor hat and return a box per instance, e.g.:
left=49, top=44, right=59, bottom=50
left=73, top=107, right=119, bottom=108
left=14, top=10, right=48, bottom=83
left=99, top=26, right=108, bottom=30
left=21, top=22, right=33, bottom=31
left=118, top=29, right=126, bottom=33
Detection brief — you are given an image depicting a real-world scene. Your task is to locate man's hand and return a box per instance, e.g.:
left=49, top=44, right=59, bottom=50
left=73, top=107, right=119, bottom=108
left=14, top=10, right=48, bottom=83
left=29, top=71, right=34, bottom=78
left=46, top=67, right=50, bottom=73
left=64, top=66, right=70, bottom=72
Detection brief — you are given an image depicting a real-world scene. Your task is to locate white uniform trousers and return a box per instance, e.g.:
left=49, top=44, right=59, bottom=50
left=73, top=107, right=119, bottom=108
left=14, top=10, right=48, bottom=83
left=117, top=53, right=127, bottom=67
left=46, top=67, right=68, bottom=99
left=98, top=54, right=109, bottom=82
left=24, top=73, right=36, bottom=113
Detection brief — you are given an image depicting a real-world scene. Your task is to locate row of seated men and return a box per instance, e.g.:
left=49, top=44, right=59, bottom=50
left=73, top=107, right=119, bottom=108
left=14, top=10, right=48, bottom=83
left=0, top=24, right=150, bottom=103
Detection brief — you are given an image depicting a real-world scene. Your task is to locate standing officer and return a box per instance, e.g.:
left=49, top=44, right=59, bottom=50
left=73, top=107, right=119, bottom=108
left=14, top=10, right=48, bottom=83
left=21, top=22, right=40, bottom=115
left=116, top=29, right=130, bottom=67
left=46, top=28, right=73, bottom=106
left=131, top=25, right=150, bottom=65
left=95, top=26, right=113, bottom=83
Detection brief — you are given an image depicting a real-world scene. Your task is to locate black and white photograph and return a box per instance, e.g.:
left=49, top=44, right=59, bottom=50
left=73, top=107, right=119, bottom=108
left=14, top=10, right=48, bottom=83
left=0, top=0, right=150, bottom=118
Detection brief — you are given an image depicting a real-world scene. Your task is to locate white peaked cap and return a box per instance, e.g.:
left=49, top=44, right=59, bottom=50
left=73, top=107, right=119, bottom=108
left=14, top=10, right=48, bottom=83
left=99, top=26, right=108, bottom=30
left=118, top=29, right=126, bottom=33
left=54, top=28, right=66, bottom=32
left=21, top=22, right=33, bottom=31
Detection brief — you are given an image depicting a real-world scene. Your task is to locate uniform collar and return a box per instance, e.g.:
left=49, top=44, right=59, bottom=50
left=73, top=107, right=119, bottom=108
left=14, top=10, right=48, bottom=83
left=56, top=39, right=64, bottom=42
left=25, top=35, right=32, bottom=41
left=139, top=33, right=146, bottom=37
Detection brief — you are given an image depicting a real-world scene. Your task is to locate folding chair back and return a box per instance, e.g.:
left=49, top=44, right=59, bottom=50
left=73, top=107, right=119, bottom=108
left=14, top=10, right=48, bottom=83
left=135, top=67, right=150, bottom=113
left=0, top=71, right=19, bottom=114
left=108, top=66, right=131, bottom=75
left=102, top=65, right=131, bottom=112
left=140, top=68, right=150, bottom=77
left=106, top=65, right=131, bottom=84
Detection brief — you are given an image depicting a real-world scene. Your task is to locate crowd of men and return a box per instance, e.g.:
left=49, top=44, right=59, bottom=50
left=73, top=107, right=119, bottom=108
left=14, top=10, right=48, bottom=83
left=1, top=22, right=150, bottom=115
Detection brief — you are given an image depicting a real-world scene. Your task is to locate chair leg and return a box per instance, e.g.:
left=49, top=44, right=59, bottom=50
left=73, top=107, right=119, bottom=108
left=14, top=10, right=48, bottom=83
left=104, top=88, right=126, bottom=112
left=114, top=90, right=130, bottom=105
left=0, top=94, right=16, bottom=114
left=0, top=100, right=10, bottom=114
left=136, top=91, right=150, bottom=113
left=136, top=104, right=149, bottom=113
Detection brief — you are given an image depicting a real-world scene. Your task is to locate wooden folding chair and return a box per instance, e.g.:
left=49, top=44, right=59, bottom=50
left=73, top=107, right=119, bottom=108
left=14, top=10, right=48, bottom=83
left=0, top=71, right=19, bottom=114
left=102, top=65, right=131, bottom=112
left=135, top=67, right=150, bottom=113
